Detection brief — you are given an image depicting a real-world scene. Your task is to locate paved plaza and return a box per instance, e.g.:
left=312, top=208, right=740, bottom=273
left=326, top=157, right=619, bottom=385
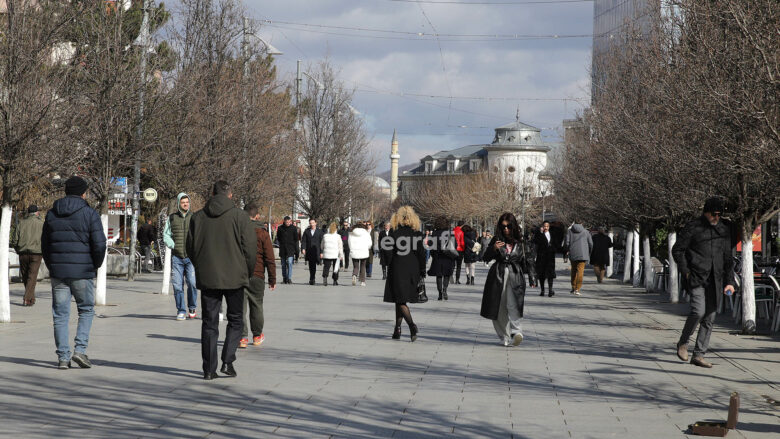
left=1, top=260, right=778, bottom=438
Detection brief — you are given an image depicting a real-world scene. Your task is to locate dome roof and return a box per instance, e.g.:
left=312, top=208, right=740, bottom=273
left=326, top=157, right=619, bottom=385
left=372, top=176, right=391, bottom=189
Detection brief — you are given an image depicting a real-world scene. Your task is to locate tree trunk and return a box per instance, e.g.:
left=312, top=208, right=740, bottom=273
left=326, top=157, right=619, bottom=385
left=0, top=204, right=13, bottom=322
left=606, top=229, right=614, bottom=278
left=740, top=230, right=756, bottom=334
left=623, top=231, right=633, bottom=283
left=632, top=229, right=641, bottom=288
left=643, top=234, right=653, bottom=291
left=667, top=231, right=679, bottom=303
left=95, top=214, right=109, bottom=305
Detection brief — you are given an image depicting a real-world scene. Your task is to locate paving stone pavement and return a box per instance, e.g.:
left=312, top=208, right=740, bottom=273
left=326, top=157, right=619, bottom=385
left=1, top=259, right=778, bottom=438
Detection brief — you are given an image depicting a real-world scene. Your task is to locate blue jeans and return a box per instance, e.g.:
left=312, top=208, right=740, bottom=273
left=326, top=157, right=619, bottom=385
left=281, top=256, right=294, bottom=281
left=51, top=278, right=95, bottom=362
left=172, top=255, right=198, bottom=314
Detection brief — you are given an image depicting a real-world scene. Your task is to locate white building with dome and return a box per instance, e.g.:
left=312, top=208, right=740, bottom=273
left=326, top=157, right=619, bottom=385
left=399, top=117, right=554, bottom=198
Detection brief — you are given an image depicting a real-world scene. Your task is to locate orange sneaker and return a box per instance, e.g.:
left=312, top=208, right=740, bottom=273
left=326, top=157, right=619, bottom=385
left=253, top=334, right=265, bottom=346
left=239, top=338, right=249, bottom=349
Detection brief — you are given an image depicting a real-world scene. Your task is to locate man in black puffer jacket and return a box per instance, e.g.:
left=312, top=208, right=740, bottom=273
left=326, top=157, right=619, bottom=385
left=42, top=176, right=107, bottom=370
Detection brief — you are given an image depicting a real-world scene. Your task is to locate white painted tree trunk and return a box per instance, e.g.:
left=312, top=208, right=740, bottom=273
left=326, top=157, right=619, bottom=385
left=643, top=235, right=653, bottom=291
left=623, top=231, right=633, bottom=283
left=606, top=229, right=614, bottom=278
left=0, top=204, right=13, bottom=322
left=161, top=247, right=171, bottom=295
left=740, top=237, right=756, bottom=333
left=632, top=229, right=641, bottom=288
left=667, top=231, right=679, bottom=303
left=95, top=214, right=108, bottom=306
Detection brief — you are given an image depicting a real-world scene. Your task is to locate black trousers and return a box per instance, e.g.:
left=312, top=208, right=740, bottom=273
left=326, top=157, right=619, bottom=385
left=201, top=288, right=243, bottom=374
left=308, top=259, right=318, bottom=282
left=343, top=250, right=350, bottom=269
left=455, top=251, right=464, bottom=281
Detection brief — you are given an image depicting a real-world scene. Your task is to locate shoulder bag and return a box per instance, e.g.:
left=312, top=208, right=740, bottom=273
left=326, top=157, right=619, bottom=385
left=416, top=278, right=429, bottom=303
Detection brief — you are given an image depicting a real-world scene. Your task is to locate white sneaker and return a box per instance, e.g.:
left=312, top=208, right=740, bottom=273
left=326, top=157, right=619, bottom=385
left=360, top=282, right=366, bottom=287
left=176, top=312, right=186, bottom=321
left=219, top=313, right=224, bottom=322
left=512, top=333, right=524, bottom=346
left=502, top=339, right=511, bottom=347
left=352, top=275, right=357, bottom=286
left=573, top=290, right=582, bottom=296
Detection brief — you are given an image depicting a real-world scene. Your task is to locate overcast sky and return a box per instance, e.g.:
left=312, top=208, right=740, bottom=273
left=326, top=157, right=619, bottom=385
left=245, top=0, right=594, bottom=174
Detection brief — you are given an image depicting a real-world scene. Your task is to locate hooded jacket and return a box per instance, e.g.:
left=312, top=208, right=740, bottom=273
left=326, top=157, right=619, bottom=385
left=186, top=194, right=256, bottom=290
left=41, top=195, right=106, bottom=279
left=12, top=213, right=45, bottom=254
left=565, top=224, right=593, bottom=263
left=163, top=192, right=191, bottom=258
left=348, top=227, right=373, bottom=260
left=321, top=231, right=344, bottom=260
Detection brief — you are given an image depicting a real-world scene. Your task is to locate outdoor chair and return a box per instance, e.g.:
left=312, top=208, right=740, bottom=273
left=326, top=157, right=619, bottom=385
left=732, top=274, right=777, bottom=327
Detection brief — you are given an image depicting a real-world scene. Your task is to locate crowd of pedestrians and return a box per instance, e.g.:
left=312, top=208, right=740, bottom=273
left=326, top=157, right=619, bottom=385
left=22, top=175, right=735, bottom=374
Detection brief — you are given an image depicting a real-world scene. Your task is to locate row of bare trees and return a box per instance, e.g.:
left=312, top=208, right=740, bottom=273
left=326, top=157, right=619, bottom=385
left=0, top=0, right=373, bottom=321
left=554, top=0, right=779, bottom=332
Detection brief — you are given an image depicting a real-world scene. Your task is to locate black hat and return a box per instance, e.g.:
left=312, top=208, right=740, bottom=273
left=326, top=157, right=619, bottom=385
left=65, top=176, right=89, bottom=196
left=283, top=215, right=291, bottom=221
left=27, top=205, right=38, bottom=213
left=703, top=197, right=724, bottom=214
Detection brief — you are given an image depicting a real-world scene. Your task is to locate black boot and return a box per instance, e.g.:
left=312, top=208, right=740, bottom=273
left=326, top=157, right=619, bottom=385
left=409, top=323, right=418, bottom=342
left=471, top=276, right=475, bottom=285
left=392, top=326, right=401, bottom=340
left=443, top=289, right=448, bottom=300
left=323, top=277, right=328, bottom=286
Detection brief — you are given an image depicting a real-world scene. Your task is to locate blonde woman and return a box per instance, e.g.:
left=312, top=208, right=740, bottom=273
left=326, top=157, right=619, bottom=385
left=321, top=222, right=344, bottom=286
left=383, top=206, right=426, bottom=341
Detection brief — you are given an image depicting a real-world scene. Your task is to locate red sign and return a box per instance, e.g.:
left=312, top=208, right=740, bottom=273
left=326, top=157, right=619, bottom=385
left=736, top=225, right=762, bottom=252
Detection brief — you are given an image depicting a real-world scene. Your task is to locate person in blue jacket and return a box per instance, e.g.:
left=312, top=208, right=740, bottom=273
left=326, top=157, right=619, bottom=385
left=42, top=176, right=107, bottom=370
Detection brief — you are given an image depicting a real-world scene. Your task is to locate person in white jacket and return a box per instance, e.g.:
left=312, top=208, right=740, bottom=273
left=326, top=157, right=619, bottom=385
left=320, top=222, right=344, bottom=286
left=348, top=223, right=373, bottom=286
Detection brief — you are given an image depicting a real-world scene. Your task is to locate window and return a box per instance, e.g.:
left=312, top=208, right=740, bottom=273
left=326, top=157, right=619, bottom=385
left=447, top=161, right=455, bottom=172
left=469, top=160, right=481, bottom=172
left=425, top=161, right=433, bottom=173
left=507, top=166, right=516, bottom=173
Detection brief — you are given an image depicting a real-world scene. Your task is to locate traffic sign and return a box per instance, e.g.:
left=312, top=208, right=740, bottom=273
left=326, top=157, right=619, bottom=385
left=143, top=188, right=158, bottom=202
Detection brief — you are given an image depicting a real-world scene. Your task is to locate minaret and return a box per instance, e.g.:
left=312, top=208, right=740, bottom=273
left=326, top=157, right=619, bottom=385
left=390, top=129, right=400, bottom=201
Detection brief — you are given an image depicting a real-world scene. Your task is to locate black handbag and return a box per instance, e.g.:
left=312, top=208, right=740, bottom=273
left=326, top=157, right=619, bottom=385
left=416, top=278, right=429, bottom=303
left=444, top=232, right=460, bottom=259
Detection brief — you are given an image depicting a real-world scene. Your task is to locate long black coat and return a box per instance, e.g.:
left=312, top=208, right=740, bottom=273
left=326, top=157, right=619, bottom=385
left=672, top=216, right=735, bottom=292
left=383, top=226, right=426, bottom=304
left=591, top=233, right=613, bottom=266
left=378, top=229, right=393, bottom=266
left=427, top=229, right=456, bottom=277
left=533, top=231, right=557, bottom=279
left=301, top=228, right=324, bottom=264
left=276, top=224, right=299, bottom=259
left=463, top=230, right=479, bottom=263
left=480, top=237, right=526, bottom=320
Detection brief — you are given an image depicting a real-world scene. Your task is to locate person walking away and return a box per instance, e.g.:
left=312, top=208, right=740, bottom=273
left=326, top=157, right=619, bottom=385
left=453, top=223, right=465, bottom=284
left=339, top=220, right=351, bottom=271
left=41, top=176, right=106, bottom=369
left=366, top=221, right=377, bottom=278
left=163, top=193, right=198, bottom=320
left=239, top=204, right=276, bottom=349
left=427, top=216, right=456, bottom=300
left=534, top=221, right=557, bottom=297
left=12, top=205, right=45, bottom=306
left=348, top=223, right=373, bottom=286
left=321, top=222, right=344, bottom=286
left=383, top=206, right=426, bottom=341
left=522, top=228, right=538, bottom=288
left=301, top=218, right=324, bottom=285
left=137, top=217, right=156, bottom=273
left=672, top=197, right=735, bottom=368
left=590, top=227, right=612, bottom=283
left=276, top=216, right=298, bottom=284
left=378, top=222, right=393, bottom=280
left=564, top=221, right=593, bottom=296
left=186, top=181, right=256, bottom=380
left=481, top=212, right=526, bottom=347
left=462, top=225, right=479, bottom=285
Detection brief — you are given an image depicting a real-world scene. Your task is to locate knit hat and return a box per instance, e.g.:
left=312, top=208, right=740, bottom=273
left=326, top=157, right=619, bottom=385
left=65, top=176, right=89, bottom=196
left=27, top=205, right=38, bottom=213
left=703, top=197, right=724, bottom=214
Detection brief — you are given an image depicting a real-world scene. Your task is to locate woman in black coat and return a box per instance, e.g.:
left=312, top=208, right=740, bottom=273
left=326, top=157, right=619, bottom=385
left=462, top=225, right=479, bottom=285
left=533, top=221, right=557, bottom=296
left=481, top=212, right=527, bottom=347
left=383, top=206, right=426, bottom=342
left=426, top=216, right=456, bottom=300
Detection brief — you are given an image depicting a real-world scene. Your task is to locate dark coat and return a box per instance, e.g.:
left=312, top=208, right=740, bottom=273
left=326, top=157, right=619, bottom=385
left=672, top=216, right=735, bottom=292
left=591, top=233, right=613, bottom=266
left=276, top=224, right=298, bottom=259
left=427, top=229, right=456, bottom=277
left=138, top=223, right=156, bottom=246
left=480, top=237, right=526, bottom=320
left=463, top=230, right=479, bottom=263
left=301, top=227, right=324, bottom=264
left=338, top=228, right=350, bottom=253
left=383, top=226, right=426, bottom=304
left=41, top=196, right=107, bottom=280
left=533, top=230, right=557, bottom=279
left=378, top=229, right=393, bottom=266
left=250, top=220, right=276, bottom=285
left=186, top=194, right=256, bottom=290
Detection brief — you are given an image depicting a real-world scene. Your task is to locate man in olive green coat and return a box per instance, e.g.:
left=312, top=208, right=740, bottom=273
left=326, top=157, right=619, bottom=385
left=186, top=180, right=256, bottom=380
left=12, top=205, right=45, bottom=306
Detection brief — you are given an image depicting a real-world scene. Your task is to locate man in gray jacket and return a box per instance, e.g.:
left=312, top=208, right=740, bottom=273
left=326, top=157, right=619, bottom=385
left=564, top=221, right=593, bottom=296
